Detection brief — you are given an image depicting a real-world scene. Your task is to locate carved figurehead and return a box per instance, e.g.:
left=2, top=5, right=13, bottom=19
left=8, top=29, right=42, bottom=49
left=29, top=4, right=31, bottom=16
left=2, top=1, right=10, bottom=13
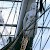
left=23, top=2, right=37, bottom=39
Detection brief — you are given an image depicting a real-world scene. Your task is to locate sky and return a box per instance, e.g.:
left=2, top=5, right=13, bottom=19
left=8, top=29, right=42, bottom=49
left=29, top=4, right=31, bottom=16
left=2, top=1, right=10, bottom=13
left=0, top=0, right=50, bottom=50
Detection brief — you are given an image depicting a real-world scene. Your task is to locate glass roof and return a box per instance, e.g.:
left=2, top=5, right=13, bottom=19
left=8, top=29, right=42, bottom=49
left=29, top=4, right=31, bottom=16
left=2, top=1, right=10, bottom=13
left=0, top=1, right=22, bottom=49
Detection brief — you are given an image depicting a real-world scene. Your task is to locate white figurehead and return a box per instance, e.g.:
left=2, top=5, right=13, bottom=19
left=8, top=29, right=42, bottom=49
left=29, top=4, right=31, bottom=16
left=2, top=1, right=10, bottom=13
left=23, top=2, right=37, bottom=39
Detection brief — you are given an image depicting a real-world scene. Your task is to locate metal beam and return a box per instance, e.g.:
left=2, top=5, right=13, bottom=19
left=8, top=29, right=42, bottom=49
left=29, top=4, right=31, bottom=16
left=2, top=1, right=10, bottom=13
left=0, top=0, right=22, bottom=2
left=0, top=24, right=17, bottom=27
left=38, top=26, right=50, bottom=29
